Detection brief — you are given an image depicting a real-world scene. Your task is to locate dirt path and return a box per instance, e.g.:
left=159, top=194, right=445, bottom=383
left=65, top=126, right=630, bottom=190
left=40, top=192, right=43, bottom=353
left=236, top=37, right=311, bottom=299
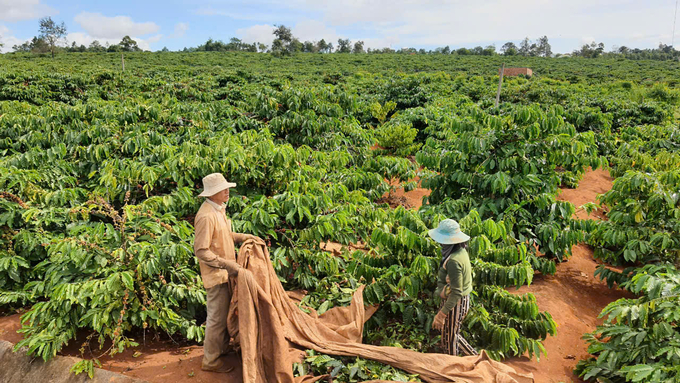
left=63, top=342, right=240, bottom=383
left=0, top=311, right=229, bottom=383
left=503, top=168, right=631, bottom=383
left=0, top=312, right=23, bottom=344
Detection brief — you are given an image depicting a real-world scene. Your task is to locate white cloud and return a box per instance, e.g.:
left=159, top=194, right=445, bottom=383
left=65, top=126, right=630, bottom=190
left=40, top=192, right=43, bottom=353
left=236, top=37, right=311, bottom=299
left=274, top=0, right=679, bottom=52
left=363, top=36, right=400, bottom=50
left=0, top=25, right=29, bottom=53
left=580, top=37, right=597, bottom=45
left=292, top=19, right=339, bottom=43
left=236, top=19, right=344, bottom=47
left=0, top=0, right=55, bottom=22
left=193, top=6, right=286, bottom=22
left=236, top=24, right=276, bottom=46
left=147, top=34, right=163, bottom=44
left=66, top=32, right=119, bottom=48
left=170, top=22, right=189, bottom=38
left=74, top=12, right=160, bottom=39
left=306, top=0, right=405, bottom=27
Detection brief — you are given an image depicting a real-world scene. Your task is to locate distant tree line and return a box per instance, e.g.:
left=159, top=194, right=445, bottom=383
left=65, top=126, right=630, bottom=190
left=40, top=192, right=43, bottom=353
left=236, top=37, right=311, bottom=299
left=602, top=43, right=680, bottom=60
left=498, top=36, right=552, bottom=57
left=261, top=26, right=556, bottom=57
left=11, top=16, right=145, bottom=54
left=266, top=25, right=366, bottom=54
left=14, top=34, right=144, bottom=53
left=3, top=19, right=679, bottom=61
left=181, top=37, right=268, bottom=53
left=565, top=41, right=679, bottom=60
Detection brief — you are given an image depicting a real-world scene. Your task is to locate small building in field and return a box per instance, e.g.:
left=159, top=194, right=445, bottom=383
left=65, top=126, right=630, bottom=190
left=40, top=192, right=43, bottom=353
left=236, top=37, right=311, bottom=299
left=503, top=67, right=533, bottom=77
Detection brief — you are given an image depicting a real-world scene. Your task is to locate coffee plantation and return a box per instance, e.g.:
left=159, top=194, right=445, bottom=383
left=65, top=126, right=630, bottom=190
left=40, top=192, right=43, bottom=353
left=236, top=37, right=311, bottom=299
left=0, top=52, right=678, bottom=382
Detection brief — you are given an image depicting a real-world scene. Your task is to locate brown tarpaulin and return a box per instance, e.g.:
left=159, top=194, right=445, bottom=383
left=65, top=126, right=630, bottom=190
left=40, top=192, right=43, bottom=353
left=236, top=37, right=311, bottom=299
left=226, top=240, right=534, bottom=383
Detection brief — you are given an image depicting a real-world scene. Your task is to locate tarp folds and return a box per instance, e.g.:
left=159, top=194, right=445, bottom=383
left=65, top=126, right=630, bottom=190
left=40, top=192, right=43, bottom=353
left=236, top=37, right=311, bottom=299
left=227, top=240, right=534, bottom=383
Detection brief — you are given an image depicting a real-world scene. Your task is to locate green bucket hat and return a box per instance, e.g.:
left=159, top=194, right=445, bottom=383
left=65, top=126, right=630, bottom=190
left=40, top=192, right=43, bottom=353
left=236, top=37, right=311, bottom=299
left=428, top=219, right=470, bottom=244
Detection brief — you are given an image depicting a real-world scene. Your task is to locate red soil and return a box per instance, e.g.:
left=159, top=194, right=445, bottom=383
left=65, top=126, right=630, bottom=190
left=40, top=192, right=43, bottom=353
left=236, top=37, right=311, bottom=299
left=0, top=168, right=629, bottom=383
left=63, top=342, right=242, bottom=383
left=384, top=176, right=431, bottom=209
left=0, top=310, right=237, bottom=383
left=0, top=311, right=23, bottom=344
left=504, top=168, right=632, bottom=383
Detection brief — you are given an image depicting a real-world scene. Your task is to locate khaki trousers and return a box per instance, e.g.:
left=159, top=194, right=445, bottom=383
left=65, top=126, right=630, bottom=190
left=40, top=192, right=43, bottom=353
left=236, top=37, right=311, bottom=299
left=203, top=282, right=232, bottom=368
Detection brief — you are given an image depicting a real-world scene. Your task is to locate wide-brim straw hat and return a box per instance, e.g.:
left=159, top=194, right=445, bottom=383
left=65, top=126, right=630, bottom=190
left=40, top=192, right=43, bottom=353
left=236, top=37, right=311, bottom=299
left=428, top=219, right=470, bottom=244
left=199, top=173, right=236, bottom=197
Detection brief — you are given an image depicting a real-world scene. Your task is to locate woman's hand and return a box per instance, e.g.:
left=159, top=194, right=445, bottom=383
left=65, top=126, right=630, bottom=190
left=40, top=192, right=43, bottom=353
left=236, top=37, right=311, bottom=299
left=439, top=286, right=449, bottom=299
left=433, top=310, right=447, bottom=331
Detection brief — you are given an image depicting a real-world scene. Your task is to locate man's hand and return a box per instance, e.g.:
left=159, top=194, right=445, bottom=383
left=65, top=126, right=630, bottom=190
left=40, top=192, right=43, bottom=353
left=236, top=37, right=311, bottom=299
left=217, top=259, right=241, bottom=277
left=432, top=310, right=447, bottom=331
left=246, top=234, right=264, bottom=243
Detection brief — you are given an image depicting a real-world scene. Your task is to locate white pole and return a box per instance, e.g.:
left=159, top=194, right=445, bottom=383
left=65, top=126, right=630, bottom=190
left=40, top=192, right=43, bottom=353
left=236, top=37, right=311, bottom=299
left=495, top=63, right=505, bottom=108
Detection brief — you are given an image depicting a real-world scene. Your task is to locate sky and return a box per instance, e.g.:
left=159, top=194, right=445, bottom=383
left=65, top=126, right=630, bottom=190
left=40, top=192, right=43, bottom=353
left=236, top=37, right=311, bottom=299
left=1, top=0, right=679, bottom=54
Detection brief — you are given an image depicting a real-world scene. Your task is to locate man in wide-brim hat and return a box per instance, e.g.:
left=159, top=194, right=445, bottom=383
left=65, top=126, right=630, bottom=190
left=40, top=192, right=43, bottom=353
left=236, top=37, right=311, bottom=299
left=194, top=173, right=262, bottom=373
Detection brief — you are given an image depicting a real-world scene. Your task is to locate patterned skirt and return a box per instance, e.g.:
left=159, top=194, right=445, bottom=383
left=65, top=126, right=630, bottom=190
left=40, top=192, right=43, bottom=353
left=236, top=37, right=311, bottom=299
left=440, top=294, right=477, bottom=356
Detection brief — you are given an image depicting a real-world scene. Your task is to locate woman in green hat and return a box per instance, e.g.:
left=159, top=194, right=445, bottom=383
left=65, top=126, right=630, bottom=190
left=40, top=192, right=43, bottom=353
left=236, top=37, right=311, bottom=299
left=429, top=219, right=477, bottom=356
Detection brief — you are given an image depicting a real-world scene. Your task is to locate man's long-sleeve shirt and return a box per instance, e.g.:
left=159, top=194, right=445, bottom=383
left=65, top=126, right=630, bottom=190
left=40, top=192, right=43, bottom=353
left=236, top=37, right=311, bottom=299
left=194, top=199, right=250, bottom=288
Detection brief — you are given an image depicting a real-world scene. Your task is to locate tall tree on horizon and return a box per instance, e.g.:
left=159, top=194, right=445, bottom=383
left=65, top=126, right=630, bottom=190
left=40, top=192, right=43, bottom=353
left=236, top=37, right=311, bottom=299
left=336, top=38, right=351, bottom=53
left=88, top=40, right=105, bottom=52
left=316, top=39, right=328, bottom=53
left=518, top=37, right=531, bottom=56
left=537, top=36, right=552, bottom=57
left=38, top=17, right=67, bottom=58
left=501, top=42, right=518, bottom=56
left=272, top=25, right=301, bottom=55
left=119, top=36, right=141, bottom=52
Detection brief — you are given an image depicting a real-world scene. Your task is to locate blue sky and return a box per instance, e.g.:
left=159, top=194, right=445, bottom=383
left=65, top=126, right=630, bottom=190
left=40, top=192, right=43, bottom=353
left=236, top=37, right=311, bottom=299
left=1, top=0, right=679, bottom=54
